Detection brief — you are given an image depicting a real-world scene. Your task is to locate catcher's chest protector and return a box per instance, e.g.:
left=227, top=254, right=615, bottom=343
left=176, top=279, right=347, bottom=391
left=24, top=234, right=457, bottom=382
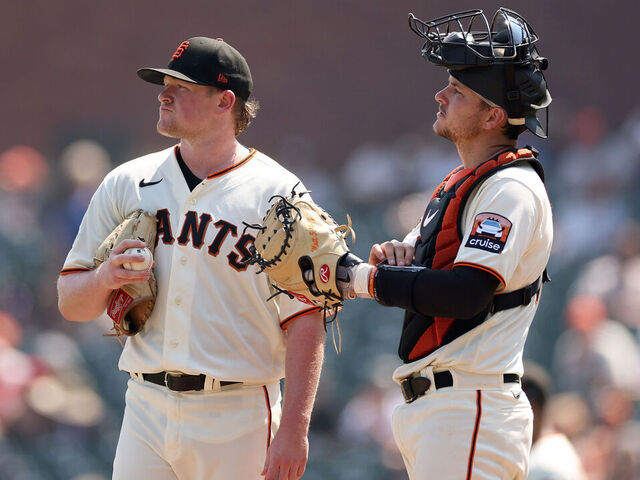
left=399, top=149, right=544, bottom=362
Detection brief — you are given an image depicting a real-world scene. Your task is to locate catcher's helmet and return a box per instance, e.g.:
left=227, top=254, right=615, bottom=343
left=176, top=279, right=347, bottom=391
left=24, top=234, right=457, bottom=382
left=409, top=8, right=551, bottom=138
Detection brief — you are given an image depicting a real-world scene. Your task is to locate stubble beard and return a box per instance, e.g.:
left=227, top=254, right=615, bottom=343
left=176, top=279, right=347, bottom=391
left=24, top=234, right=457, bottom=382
left=434, top=123, right=453, bottom=142
left=433, top=116, right=483, bottom=143
left=433, top=120, right=457, bottom=142
left=157, top=117, right=183, bottom=139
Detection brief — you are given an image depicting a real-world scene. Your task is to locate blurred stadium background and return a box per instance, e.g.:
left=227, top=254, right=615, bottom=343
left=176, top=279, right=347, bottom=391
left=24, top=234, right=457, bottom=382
left=1, top=1, right=639, bottom=478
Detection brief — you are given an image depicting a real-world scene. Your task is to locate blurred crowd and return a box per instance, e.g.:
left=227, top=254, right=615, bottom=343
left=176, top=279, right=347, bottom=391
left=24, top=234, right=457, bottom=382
left=1, top=106, right=640, bottom=479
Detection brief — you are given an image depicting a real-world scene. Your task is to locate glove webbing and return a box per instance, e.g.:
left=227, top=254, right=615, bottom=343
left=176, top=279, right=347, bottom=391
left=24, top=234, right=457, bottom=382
left=242, top=194, right=301, bottom=270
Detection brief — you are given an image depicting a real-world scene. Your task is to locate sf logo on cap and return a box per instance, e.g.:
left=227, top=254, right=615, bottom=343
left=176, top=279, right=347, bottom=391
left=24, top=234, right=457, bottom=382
left=171, top=41, right=190, bottom=61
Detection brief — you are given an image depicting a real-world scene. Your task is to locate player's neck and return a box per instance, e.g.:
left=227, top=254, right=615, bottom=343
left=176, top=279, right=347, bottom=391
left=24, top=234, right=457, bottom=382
left=178, top=135, right=249, bottom=179
left=456, top=136, right=517, bottom=170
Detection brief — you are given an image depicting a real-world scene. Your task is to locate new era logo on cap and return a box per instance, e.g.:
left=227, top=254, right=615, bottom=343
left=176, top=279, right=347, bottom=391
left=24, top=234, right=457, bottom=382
left=137, top=36, right=253, bottom=100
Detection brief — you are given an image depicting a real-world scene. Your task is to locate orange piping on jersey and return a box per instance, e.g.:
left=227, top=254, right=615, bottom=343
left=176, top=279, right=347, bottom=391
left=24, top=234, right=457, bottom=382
left=279, top=306, right=323, bottom=330
left=172, top=145, right=257, bottom=179
left=60, top=267, right=91, bottom=275
left=262, top=386, right=272, bottom=451
left=453, top=262, right=506, bottom=289
left=407, top=149, right=538, bottom=362
left=206, top=148, right=257, bottom=179
left=466, top=390, right=482, bottom=480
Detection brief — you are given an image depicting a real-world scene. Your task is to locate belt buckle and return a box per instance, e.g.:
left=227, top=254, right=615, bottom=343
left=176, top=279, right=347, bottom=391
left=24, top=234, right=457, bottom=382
left=164, top=371, right=183, bottom=391
left=400, top=376, right=431, bottom=404
left=400, top=378, right=417, bottom=403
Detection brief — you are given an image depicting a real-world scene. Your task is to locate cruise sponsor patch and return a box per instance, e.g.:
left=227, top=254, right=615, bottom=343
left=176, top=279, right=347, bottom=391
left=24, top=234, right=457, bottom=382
left=464, top=212, right=512, bottom=253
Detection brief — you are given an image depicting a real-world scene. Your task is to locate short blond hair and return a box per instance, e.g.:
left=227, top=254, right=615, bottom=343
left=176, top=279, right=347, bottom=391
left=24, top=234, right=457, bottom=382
left=207, top=87, right=260, bottom=136
left=233, top=96, right=260, bottom=136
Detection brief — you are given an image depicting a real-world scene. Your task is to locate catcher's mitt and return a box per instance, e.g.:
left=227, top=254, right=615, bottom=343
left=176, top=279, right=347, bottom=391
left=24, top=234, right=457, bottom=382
left=244, top=186, right=357, bottom=313
left=94, top=209, right=157, bottom=338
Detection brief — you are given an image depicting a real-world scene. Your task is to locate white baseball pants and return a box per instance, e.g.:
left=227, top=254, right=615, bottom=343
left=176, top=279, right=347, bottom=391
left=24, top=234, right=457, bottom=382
left=112, top=378, right=281, bottom=479
left=392, top=382, right=533, bottom=479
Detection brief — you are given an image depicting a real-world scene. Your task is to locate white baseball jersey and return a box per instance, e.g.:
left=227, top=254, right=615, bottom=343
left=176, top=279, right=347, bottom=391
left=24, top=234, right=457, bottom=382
left=62, top=145, right=320, bottom=383
left=394, top=163, right=553, bottom=381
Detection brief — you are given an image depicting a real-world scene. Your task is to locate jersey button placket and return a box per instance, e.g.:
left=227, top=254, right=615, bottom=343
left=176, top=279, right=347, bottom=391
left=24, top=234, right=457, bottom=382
left=164, top=200, right=197, bottom=365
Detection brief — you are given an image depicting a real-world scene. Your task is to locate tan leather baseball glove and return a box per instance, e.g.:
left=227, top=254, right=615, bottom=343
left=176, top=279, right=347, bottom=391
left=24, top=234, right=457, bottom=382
left=94, top=209, right=157, bottom=337
left=245, top=187, right=357, bottom=313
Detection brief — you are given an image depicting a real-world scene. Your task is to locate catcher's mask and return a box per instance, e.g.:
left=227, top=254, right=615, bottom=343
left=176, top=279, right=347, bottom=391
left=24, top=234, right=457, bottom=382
left=408, top=8, right=551, bottom=138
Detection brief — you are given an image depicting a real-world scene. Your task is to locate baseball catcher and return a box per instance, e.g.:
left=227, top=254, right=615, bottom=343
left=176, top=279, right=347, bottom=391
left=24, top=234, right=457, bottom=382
left=318, top=8, right=553, bottom=480
left=244, top=186, right=362, bottom=316
left=93, top=209, right=157, bottom=338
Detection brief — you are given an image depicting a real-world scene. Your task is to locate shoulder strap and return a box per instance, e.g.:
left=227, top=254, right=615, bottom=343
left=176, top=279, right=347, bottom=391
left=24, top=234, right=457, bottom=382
left=489, top=269, right=550, bottom=313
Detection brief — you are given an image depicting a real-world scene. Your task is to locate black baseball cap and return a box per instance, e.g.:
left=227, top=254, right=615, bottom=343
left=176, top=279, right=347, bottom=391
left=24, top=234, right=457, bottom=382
left=137, top=36, right=253, bottom=100
left=449, top=65, right=551, bottom=138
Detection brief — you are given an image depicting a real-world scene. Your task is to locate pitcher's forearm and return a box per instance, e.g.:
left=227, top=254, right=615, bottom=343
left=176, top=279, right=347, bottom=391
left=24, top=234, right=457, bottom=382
left=58, top=239, right=153, bottom=322
left=280, top=311, right=326, bottom=435
left=57, top=269, right=113, bottom=322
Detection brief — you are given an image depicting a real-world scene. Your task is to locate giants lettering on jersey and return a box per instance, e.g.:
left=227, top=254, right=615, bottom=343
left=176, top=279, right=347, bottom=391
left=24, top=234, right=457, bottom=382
left=156, top=209, right=255, bottom=271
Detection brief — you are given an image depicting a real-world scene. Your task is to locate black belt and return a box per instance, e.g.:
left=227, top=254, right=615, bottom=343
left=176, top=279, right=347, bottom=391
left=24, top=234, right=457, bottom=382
left=400, top=371, right=520, bottom=404
left=140, top=372, right=242, bottom=392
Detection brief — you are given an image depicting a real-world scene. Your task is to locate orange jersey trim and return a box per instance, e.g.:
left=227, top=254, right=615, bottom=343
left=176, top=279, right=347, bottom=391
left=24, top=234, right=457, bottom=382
left=466, top=390, right=483, bottom=479
left=207, top=148, right=257, bottom=179
left=172, top=145, right=257, bottom=180
left=453, top=262, right=506, bottom=289
left=60, top=267, right=91, bottom=275
left=279, top=306, right=323, bottom=330
left=262, top=386, right=272, bottom=452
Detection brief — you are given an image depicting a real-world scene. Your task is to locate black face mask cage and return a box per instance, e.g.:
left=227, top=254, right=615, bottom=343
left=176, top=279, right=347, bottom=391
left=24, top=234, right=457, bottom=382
left=408, top=8, right=542, bottom=68
left=409, top=7, right=551, bottom=138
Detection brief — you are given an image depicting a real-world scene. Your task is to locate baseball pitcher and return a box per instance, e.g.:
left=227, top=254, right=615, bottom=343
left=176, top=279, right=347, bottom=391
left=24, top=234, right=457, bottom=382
left=58, top=36, right=326, bottom=480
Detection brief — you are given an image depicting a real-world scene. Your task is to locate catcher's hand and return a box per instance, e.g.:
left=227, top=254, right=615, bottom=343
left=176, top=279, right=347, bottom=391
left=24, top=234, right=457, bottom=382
left=244, top=186, right=357, bottom=312
left=336, top=239, right=414, bottom=299
left=93, top=209, right=157, bottom=337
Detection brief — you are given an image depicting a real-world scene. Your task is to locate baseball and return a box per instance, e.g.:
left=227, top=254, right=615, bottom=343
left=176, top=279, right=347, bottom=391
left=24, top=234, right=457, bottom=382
left=123, top=247, right=153, bottom=271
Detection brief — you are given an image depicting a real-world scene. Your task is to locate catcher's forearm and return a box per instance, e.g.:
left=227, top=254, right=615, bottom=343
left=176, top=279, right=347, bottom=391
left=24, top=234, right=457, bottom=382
left=57, top=269, right=113, bottom=322
left=374, top=264, right=500, bottom=319
left=279, top=311, right=326, bottom=437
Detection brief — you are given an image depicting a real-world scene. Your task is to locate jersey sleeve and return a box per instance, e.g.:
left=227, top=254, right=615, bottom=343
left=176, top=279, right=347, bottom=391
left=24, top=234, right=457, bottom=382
left=453, top=175, right=538, bottom=291
left=60, top=175, right=125, bottom=273
left=403, top=222, right=421, bottom=247
left=274, top=292, right=323, bottom=330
